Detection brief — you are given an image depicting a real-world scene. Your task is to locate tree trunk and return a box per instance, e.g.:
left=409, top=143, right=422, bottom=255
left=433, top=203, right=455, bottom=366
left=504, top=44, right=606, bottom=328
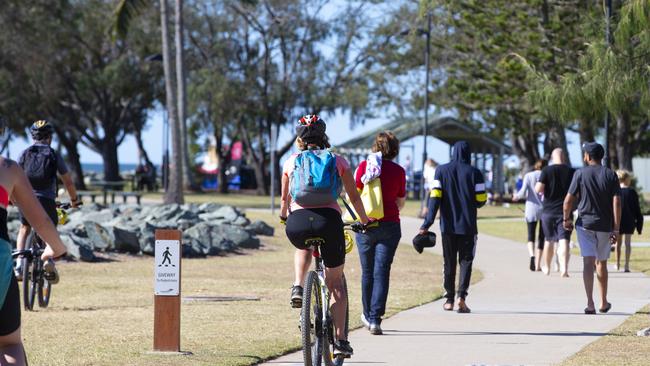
left=161, top=0, right=184, bottom=204
left=101, top=137, right=121, bottom=182
left=134, top=127, right=152, bottom=166
left=214, top=130, right=231, bottom=194
left=54, top=127, right=86, bottom=190
left=616, top=111, right=633, bottom=171
left=175, top=0, right=195, bottom=191
left=510, top=131, right=539, bottom=173
left=543, top=122, right=570, bottom=166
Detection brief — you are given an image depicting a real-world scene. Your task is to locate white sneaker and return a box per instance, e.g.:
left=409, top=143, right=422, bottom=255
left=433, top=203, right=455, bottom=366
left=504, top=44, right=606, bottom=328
left=360, top=313, right=370, bottom=329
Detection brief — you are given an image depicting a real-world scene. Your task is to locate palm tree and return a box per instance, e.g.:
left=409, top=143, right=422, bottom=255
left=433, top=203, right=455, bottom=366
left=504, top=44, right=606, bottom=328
left=113, top=0, right=184, bottom=203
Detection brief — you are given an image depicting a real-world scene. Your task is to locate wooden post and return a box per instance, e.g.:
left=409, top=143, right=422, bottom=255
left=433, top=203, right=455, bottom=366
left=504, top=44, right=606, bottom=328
left=153, top=229, right=181, bottom=352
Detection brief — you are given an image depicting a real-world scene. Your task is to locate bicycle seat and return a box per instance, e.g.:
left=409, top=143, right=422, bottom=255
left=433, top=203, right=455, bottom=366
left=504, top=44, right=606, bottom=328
left=304, top=237, right=325, bottom=248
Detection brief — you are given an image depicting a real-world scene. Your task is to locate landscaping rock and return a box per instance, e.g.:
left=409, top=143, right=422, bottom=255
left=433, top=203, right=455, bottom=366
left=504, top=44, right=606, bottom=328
left=82, top=209, right=115, bottom=224
left=112, top=226, right=141, bottom=253
left=246, top=220, right=275, bottom=236
left=213, top=224, right=260, bottom=249
left=83, top=221, right=114, bottom=251
left=231, top=215, right=251, bottom=227
left=198, top=205, right=241, bottom=222
left=198, top=202, right=221, bottom=213
left=61, top=234, right=96, bottom=262
left=138, top=222, right=158, bottom=255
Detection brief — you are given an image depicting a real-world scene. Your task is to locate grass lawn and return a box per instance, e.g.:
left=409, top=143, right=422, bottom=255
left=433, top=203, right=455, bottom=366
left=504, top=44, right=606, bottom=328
left=143, top=192, right=273, bottom=208
left=21, top=211, right=446, bottom=366
left=477, top=218, right=650, bottom=366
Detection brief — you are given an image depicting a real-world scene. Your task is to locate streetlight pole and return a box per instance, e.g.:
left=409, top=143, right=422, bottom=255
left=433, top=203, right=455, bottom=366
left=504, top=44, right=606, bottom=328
left=420, top=11, right=431, bottom=203
left=604, top=0, right=612, bottom=168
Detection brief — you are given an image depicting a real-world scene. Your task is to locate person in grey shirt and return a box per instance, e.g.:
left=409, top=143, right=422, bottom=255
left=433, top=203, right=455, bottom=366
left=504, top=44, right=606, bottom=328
left=563, top=142, right=621, bottom=314
left=514, top=159, right=547, bottom=271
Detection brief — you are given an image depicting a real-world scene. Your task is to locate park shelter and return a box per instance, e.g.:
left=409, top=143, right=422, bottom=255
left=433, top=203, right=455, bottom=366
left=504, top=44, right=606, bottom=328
left=335, top=116, right=512, bottom=194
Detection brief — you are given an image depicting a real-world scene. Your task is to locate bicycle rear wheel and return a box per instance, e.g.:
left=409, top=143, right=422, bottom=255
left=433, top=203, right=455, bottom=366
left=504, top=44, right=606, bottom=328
left=21, top=235, right=38, bottom=311
left=301, top=271, right=323, bottom=366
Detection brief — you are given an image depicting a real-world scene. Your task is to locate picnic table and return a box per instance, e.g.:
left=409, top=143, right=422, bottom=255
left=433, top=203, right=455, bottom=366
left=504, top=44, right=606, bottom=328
left=79, top=181, right=142, bottom=205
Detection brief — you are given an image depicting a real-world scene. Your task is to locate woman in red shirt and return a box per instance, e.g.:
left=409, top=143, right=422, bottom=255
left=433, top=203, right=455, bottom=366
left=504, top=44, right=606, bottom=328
left=355, top=131, right=406, bottom=335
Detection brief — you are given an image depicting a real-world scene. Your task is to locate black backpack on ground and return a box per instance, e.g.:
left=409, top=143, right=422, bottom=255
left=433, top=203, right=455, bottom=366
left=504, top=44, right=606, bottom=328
left=19, top=145, right=58, bottom=191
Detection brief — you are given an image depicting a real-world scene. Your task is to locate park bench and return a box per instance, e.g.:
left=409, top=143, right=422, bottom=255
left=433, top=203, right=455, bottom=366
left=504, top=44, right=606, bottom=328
left=109, top=191, right=142, bottom=205
left=77, top=190, right=102, bottom=203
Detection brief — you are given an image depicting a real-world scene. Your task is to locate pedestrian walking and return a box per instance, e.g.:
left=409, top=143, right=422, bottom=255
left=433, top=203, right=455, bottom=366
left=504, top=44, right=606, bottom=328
left=563, top=142, right=621, bottom=314
left=420, top=159, right=438, bottom=218
left=514, top=159, right=547, bottom=271
left=355, top=131, right=406, bottom=335
left=419, top=141, right=487, bottom=313
left=614, top=170, right=643, bottom=272
left=535, top=148, right=575, bottom=277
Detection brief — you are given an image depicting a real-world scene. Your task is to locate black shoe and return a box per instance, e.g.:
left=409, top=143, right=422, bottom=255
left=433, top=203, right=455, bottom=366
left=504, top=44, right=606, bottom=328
left=369, top=322, right=383, bottom=335
left=290, top=285, right=303, bottom=308
left=333, top=339, right=354, bottom=357
left=529, top=256, right=535, bottom=272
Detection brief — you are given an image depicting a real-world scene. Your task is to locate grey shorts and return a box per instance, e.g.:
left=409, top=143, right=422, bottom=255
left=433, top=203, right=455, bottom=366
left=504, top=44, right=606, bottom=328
left=576, top=226, right=611, bottom=261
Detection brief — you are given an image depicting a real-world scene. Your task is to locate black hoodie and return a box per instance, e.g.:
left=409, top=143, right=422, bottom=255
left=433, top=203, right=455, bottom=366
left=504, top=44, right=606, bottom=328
left=420, top=141, right=486, bottom=235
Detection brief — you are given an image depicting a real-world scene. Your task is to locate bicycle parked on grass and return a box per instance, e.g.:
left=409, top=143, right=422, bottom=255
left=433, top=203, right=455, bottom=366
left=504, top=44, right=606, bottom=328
left=13, top=202, right=75, bottom=310
left=300, top=222, right=365, bottom=366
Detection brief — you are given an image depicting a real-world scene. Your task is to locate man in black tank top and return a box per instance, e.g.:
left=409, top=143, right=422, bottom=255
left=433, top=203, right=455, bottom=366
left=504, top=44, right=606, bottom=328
left=536, top=148, right=575, bottom=277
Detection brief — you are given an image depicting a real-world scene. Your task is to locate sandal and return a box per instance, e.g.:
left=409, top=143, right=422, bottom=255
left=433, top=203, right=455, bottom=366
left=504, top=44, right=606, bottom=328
left=599, top=302, right=612, bottom=313
left=457, top=303, right=471, bottom=314
left=584, top=308, right=596, bottom=315
left=443, top=302, right=454, bottom=311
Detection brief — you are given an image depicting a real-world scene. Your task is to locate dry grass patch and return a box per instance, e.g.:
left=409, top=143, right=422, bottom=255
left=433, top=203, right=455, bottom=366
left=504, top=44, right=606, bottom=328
left=21, top=211, right=444, bottom=366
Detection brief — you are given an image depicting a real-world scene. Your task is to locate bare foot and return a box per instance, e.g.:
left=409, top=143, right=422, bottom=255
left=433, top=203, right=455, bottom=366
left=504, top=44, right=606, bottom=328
left=561, top=272, right=569, bottom=278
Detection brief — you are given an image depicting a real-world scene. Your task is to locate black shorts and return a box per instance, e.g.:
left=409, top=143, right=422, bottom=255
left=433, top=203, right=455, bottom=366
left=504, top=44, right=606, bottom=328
left=541, top=213, right=571, bottom=242
left=0, top=274, right=20, bottom=336
left=285, top=208, right=345, bottom=268
left=526, top=221, right=545, bottom=250
left=20, top=196, right=58, bottom=226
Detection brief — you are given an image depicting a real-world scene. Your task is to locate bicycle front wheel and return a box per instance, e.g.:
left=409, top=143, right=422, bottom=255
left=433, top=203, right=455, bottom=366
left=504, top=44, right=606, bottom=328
left=301, top=271, right=323, bottom=366
left=38, top=273, right=52, bottom=308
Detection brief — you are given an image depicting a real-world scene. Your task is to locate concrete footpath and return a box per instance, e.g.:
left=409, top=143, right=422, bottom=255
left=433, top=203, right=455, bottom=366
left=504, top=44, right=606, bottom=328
left=262, top=216, right=650, bottom=366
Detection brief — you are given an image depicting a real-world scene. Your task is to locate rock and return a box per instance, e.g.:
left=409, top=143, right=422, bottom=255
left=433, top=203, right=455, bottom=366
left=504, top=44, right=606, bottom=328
left=170, top=209, right=200, bottom=224
left=138, top=222, right=158, bottom=255
left=83, top=221, right=114, bottom=251
left=213, top=238, right=237, bottom=252
left=213, top=224, right=260, bottom=249
left=231, top=215, right=251, bottom=227
left=198, top=202, right=221, bottom=213
left=246, top=220, right=275, bottom=236
left=81, top=209, right=115, bottom=224
left=6, top=207, right=20, bottom=222
left=198, top=205, right=241, bottom=222
left=61, top=234, right=96, bottom=262
left=112, top=226, right=140, bottom=253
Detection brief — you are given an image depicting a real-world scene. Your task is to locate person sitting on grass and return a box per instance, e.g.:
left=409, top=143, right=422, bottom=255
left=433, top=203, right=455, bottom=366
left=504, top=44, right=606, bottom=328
left=614, top=170, right=643, bottom=272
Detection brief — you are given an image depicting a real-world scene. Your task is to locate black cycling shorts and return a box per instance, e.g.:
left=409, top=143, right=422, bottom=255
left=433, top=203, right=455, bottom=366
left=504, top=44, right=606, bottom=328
left=0, top=274, right=20, bottom=336
left=285, top=208, right=345, bottom=268
left=19, top=196, right=58, bottom=226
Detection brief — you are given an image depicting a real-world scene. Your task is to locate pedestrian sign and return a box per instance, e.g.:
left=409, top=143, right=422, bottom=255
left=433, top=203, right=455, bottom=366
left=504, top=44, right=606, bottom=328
left=154, top=239, right=180, bottom=296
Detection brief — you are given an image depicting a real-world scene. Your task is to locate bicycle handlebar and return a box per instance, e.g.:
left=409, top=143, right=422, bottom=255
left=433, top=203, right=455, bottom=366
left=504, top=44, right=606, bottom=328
left=55, top=201, right=83, bottom=210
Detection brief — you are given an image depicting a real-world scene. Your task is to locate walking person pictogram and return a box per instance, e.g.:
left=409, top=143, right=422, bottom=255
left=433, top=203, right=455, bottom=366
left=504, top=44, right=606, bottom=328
left=159, top=247, right=174, bottom=267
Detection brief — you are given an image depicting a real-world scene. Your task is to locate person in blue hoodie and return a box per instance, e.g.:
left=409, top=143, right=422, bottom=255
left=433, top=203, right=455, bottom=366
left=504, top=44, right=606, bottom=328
left=419, top=141, right=487, bottom=313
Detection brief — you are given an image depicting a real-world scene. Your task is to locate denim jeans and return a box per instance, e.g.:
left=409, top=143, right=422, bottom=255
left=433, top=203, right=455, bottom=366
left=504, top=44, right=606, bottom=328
left=355, top=221, right=401, bottom=324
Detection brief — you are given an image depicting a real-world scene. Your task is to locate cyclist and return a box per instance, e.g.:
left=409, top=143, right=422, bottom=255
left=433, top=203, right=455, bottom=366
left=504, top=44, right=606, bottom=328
left=280, top=114, right=371, bottom=357
left=14, top=120, right=80, bottom=283
left=0, top=129, right=68, bottom=365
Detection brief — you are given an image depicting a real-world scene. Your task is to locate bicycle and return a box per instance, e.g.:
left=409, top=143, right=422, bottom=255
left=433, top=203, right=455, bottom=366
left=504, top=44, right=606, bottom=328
left=13, top=202, right=75, bottom=311
left=300, top=222, right=365, bottom=366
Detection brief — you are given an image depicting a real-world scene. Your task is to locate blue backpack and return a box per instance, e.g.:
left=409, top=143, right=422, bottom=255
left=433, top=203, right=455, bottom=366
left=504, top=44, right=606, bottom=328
left=291, top=150, right=342, bottom=206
